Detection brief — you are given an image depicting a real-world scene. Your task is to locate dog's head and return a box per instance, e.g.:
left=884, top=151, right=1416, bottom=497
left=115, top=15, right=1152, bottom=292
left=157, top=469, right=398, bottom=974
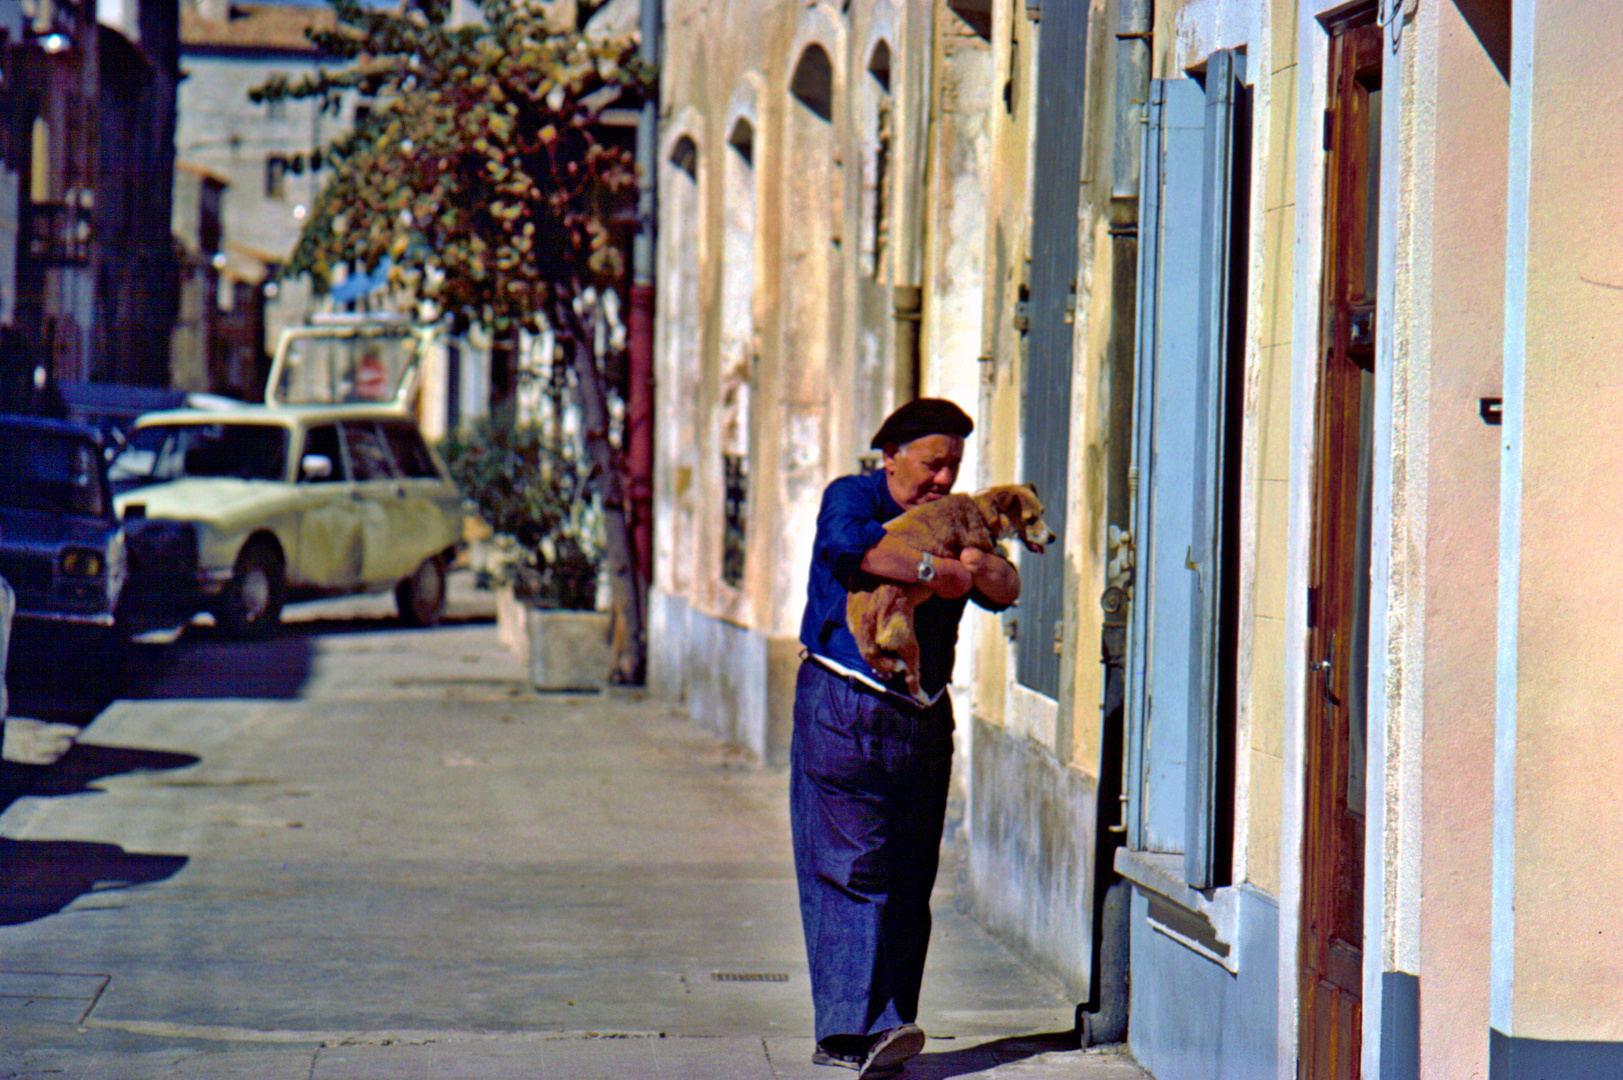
left=980, top=483, right=1058, bottom=553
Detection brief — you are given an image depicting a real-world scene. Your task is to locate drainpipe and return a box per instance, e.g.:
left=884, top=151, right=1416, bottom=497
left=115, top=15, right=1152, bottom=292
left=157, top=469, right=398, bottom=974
left=625, top=0, right=660, bottom=587
left=1080, top=0, right=1150, bottom=1050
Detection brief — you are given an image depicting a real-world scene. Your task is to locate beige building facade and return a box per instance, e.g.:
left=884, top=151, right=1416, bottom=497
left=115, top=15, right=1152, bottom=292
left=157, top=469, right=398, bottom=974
left=651, top=2, right=1623, bottom=1078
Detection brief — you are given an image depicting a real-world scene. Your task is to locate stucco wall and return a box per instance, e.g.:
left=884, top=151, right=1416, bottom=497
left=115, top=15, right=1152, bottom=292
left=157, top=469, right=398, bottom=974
left=968, top=717, right=1100, bottom=996
left=1499, top=0, right=1623, bottom=1048
left=1411, top=3, right=1508, bottom=1077
left=653, top=0, right=935, bottom=754
left=1128, top=884, right=1280, bottom=1080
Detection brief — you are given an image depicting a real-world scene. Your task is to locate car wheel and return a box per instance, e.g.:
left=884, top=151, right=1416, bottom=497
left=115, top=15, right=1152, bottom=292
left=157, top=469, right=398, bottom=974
left=395, top=554, right=447, bottom=627
left=221, top=541, right=284, bottom=638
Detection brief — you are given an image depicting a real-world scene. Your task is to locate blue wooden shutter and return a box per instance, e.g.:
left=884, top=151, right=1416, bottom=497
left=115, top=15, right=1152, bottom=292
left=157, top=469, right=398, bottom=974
left=1124, top=76, right=1205, bottom=857
left=1017, top=0, right=1090, bottom=699
left=1124, top=50, right=1248, bottom=888
left=1184, top=48, right=1247, bottom=889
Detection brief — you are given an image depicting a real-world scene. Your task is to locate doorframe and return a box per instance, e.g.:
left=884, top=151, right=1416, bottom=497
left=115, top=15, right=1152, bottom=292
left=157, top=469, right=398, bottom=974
left=1279, top=3, right=1413, bottom=1079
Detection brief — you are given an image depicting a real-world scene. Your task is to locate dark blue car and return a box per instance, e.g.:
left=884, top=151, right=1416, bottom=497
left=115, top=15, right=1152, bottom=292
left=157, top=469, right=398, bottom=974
left=0, top=415, right=195, bottom=641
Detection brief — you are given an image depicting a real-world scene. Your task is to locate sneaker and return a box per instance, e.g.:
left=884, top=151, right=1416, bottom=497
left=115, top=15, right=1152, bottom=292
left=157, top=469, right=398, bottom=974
left=858, top=1023, right=925, bottom=1078
left=811, top=1044, right=864, bottom=1070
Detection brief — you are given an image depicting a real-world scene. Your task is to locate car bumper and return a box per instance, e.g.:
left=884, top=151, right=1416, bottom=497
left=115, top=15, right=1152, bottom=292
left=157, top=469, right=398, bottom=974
left=196, top=566, right=233, bottom=597
left=14, top=607, right=117, bottom=628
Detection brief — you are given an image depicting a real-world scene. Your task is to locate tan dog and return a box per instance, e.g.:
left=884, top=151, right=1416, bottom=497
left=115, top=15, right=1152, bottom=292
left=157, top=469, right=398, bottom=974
left=847, top=483, right=1056, bottom=705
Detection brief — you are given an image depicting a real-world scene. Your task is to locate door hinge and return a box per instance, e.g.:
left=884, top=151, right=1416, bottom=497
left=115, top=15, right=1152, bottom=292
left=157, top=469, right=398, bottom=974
left=1323, top=109, right=1335, bottom=152
left=1307, top=585, right=1319, bottom=629
left=1013, top=299, right=1031, bottom=333
left=1053, top=619, right=1065, bottom=656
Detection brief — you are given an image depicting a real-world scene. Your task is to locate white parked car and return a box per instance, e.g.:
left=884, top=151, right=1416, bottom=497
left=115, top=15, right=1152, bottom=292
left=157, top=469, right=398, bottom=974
left=106, top=321, right=464, bottom=636
left=109, top=406, right=463, bottom=635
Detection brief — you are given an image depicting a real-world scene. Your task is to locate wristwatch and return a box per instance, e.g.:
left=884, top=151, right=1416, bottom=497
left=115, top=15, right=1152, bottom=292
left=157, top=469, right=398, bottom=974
left=916, top=551, right=936, bottom=583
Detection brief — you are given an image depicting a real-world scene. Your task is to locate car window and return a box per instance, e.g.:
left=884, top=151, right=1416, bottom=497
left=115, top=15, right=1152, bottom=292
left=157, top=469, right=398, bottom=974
left=112, top=423, right=290, bottom=488
left=341, top=422, right=400, bottom=481
left=300, top=424, right=345, bottom=483
left=378, top=421, right=439, bottom=480
left=0, top=427, right=106, bottom=516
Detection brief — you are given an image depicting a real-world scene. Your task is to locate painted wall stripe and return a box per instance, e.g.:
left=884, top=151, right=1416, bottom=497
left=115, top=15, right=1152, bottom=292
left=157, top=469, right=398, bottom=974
left=1491, top=0, right=1536, bottom=1037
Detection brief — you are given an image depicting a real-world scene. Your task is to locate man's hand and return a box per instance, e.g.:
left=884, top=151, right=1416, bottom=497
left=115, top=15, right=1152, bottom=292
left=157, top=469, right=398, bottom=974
left=960, top=548, right=1021, bottom=607
left=928, top=557, right=975, bottom=600
left=857, top=535, right=980, bottom=599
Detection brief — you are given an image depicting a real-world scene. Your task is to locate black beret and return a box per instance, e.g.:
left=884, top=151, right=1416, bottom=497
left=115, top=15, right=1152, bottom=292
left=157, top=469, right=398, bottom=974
left=869, top=398, right=974, bottom=450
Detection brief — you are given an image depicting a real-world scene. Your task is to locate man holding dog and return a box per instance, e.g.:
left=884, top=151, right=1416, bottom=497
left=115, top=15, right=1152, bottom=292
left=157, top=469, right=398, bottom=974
left=792, top=398, right=1020, bottom=1077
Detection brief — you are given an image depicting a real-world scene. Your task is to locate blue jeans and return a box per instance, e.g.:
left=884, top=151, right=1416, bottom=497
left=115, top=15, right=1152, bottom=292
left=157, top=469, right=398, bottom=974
left=790, top=660, right=954, bottom=1045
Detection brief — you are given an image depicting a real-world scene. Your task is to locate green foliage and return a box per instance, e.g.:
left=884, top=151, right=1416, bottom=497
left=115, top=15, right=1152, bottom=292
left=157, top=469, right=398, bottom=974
left=250, top=0, right=647, bottom=334
left=439, top=420, right=599, bottom=610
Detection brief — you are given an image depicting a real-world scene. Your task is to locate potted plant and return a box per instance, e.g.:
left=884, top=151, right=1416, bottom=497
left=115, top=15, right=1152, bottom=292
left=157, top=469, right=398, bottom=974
left=439, top=420, right=611, bottom=691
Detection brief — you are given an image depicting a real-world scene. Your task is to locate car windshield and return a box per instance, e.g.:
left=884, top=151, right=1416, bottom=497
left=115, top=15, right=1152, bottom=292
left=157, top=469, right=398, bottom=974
left=0, top=426, right=107, bottom=516
left=111, top=423, right=290, bottom=491
left=273, top=333, right=417, bottom=405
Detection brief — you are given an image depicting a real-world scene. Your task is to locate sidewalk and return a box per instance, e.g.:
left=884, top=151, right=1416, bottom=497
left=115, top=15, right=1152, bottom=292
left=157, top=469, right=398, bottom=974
left=1, top=583, right=1148, bottom=1078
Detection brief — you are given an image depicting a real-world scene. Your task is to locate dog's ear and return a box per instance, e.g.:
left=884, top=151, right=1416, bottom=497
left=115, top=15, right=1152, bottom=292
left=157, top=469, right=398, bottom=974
left=1027, top=481, right=1039, bottom=500
left=992, top=487, right=1022, bottom=520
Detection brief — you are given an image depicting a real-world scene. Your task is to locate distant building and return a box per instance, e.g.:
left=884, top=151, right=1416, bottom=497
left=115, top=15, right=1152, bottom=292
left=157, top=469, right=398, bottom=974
left=172, top=0, right=352, bottom=397
left=0, top=0, right=180, bottom=407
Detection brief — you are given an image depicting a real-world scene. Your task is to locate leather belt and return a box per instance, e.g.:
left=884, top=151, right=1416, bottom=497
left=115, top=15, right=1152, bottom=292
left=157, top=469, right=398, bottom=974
left=803, top=650, right=948, bottom=709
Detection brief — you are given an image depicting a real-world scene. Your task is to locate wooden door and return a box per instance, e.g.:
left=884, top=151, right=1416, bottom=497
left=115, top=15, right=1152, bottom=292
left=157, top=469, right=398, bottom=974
left=1300, top=14, right=1382, bottom=1080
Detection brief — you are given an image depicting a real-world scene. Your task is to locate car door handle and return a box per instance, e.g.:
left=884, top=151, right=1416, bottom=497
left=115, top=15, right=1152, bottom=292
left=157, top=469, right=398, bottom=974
left=395, top=485, right=408, bottom=499
left=349, top=490, right=365, bottom=502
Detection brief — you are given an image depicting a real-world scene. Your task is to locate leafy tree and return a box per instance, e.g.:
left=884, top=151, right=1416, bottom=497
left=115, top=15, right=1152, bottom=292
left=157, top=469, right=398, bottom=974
left=439, top=419, right=599, bottom=611
left=252, top=0, right=651, bottom=680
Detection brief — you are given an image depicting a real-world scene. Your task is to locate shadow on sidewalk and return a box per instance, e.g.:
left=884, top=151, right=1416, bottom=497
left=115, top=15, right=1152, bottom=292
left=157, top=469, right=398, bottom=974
left=121, top=632, right=314, bottom=702
left=909, top=1030, right=1080, bottom=1078
left=0, top=837, right=188, bottom=925
left=125, top=612, right=495, bottom=702
left=23, top=741, right=200, bottom=799
left=1, top=741, right=200, bottom=819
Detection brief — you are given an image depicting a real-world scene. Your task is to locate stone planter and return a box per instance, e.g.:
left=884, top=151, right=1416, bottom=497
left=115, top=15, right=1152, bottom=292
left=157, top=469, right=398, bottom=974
left=496, top=582, right=611, bottom=692
left=527, top=608, right=613, bottom=692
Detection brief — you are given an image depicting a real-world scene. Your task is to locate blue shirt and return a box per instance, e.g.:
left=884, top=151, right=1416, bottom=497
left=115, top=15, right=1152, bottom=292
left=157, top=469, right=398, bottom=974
left=799, top=469, right=996, bottom=699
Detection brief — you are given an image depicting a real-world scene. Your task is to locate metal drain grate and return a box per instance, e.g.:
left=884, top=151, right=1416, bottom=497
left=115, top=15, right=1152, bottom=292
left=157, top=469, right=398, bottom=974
left=711, top=972, right=789, bottom=983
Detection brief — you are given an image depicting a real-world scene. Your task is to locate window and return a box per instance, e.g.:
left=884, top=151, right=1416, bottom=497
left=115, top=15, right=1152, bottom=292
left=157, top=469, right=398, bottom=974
left=719, top=116, right=756, bottom=590
left=861, top=43, right=892, bottom=279
left=265, top=154, right=288, bottom=199
left=378, top=421, right=439, bottom=479
left=265, top=75, right=287, bottom=120
left=0, top=428, right=106, bottom=517
left=31, top=118, right=52, bottom=203
left=341, top=421, right=400, bottom=481
left=112, top=423, right=291, bottom=487
left=722, top=453, right=748, bottom=587
left=300, top=424, right=344, bottom=483
left=1123, top=49, right=1252, bottom=890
